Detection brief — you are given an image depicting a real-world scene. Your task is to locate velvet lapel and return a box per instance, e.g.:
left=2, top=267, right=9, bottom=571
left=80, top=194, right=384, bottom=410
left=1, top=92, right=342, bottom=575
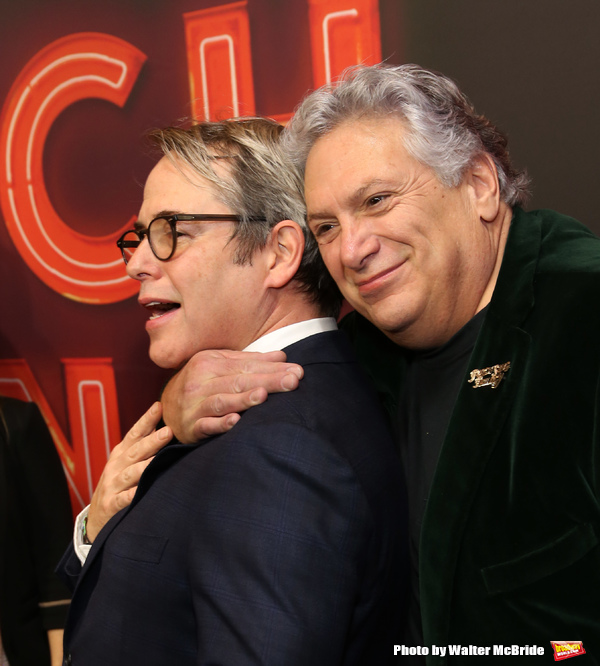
left=419, top=208, right=541, bottom=652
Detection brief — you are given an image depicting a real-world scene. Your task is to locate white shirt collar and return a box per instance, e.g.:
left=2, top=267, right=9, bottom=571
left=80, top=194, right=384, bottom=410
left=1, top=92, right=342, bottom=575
left=243, top=317, right=338, bottom=353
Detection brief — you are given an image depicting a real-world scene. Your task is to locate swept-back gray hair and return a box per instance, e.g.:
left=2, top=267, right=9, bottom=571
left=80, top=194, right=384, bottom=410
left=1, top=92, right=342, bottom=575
left=148, top=117, right=342, bottom=317
left=283, top=64, right=530, bottom=206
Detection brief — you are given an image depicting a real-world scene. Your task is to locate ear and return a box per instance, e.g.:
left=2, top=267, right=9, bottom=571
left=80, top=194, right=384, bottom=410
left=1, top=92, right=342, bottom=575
left=466, top=153, right=501, bottom=223
left=263, top=220, right=305, bottom=289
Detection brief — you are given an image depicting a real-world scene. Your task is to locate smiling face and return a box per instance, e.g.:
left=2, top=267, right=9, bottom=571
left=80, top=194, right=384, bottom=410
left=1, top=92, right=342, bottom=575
left=127, top=156, right=266, bottom=369
left=304, top=116, right=504, bottom=349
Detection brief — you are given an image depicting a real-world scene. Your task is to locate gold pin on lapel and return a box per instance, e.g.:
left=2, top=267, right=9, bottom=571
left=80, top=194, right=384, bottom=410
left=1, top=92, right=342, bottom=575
left=468, top=362, right=511, bottom=389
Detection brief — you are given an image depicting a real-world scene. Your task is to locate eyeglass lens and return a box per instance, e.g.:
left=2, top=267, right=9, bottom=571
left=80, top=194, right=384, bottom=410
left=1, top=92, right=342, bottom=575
left=119, top=218, right=176, bottom=264
left=148, top=217, right=175, bottom=260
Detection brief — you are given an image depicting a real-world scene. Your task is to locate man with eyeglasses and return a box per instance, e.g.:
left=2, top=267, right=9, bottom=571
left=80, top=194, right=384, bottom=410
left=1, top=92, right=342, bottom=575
left=57, top=118, right=407, bottom=666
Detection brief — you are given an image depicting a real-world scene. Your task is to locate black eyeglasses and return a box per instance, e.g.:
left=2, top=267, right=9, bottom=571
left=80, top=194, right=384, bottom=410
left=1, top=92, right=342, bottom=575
left=116, top=213, right=266, bottom=264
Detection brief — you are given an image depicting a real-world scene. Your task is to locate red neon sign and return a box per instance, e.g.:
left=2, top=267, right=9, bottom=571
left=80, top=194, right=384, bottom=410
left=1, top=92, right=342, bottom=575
left=0, top=32, right=146, bottom=304
left=0, top=0, right=383, bottom=506
left=0, top=358, right=121, bottom=514
left=308, top=0, right=381, bottom=87
left=184, top=1, right=256, bottom=122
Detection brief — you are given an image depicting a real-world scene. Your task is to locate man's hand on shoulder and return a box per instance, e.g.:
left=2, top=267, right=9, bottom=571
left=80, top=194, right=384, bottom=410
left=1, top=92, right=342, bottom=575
left=86, top=402, right=172, bottom=542
left=161, top=349, right=304, bottom=444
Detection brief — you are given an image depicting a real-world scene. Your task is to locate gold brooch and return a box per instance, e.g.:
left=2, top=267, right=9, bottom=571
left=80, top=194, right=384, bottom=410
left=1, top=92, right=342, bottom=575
left=468, top=362, right=511, bottom=389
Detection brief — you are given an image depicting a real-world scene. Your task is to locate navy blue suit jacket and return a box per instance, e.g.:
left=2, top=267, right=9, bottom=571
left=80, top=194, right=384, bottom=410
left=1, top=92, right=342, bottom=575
left=58, top=331, right=407, bottom=665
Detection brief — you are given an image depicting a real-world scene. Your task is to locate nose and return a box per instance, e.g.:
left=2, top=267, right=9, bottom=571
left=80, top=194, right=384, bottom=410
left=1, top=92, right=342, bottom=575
left=338, top=217, right=380, bottom=272
left=126, top=236, right=161, bottom=281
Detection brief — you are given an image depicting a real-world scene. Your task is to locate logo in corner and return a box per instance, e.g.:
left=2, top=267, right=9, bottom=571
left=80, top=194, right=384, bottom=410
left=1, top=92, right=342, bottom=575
left=551, top=642, right=586, bottom=661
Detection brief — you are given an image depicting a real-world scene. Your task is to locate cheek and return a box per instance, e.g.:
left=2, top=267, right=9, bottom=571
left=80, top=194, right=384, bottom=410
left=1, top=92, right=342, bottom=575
left=181, top=286, right=215, bottom=327
left=319, top=246, right=343, bottom=278
left=170, top=261, right=213, bottom=305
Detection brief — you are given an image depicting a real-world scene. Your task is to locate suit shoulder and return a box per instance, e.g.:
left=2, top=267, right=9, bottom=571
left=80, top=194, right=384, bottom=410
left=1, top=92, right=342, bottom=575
left=532, top=208, right=600, bottom=276
left=208, top=353, right=403, bottom=511
left=237, top=353, right=394, bottom=445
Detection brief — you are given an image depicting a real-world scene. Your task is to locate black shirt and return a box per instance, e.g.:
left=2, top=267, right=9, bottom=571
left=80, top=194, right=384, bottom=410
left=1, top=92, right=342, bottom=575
left=397, top=308, right=487, bottom=656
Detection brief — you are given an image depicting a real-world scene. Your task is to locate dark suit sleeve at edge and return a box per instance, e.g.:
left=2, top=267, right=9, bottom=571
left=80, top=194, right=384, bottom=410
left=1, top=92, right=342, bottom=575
left=11, top=401, right=73, bottom=628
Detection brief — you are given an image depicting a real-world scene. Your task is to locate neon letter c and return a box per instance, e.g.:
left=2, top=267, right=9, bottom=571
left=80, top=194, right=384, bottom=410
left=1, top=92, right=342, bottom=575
left=0, top=33, right=146, bottom=303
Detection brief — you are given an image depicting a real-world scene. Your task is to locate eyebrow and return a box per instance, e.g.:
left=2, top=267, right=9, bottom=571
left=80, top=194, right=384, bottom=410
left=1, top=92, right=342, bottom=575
left=351, top=179, right=395, bottom=205
left=134, top=210, right=183, bottom=231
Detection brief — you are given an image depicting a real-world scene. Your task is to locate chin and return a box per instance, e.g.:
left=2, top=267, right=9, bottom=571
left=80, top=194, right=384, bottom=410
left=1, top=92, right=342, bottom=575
left=148, top=346, right=186, bottom=370
left=364, top=294, right=415, bottom=329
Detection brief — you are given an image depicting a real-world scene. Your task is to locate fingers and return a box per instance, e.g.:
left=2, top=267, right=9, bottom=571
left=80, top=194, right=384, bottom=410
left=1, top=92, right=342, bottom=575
left=190, top=378, right=300, bottom=440
left=126, top=401, right=164, bottom=443
left=114, top=424, right=172, bottom=495
left=162, top=350, right=304, bottom=444
left=87, top=405, right=174, bottom=541
left=126, top=424, right=172, bottom=464
left=183, top=366, right=302, bottom=410
left=87, top=455, right=155, bottom=542
left=185, top=380, right=294, bottom=442
left=249, top=367, right=302, bottom=391
left=118, top=403, right=171, bottom=465
left=193, top=414, right=241, bottom=440
left=185, top=349, right=303, bottom=383
left=117, top=454, right=157, bottom=490
left=211, top=349, right=289, bottom=363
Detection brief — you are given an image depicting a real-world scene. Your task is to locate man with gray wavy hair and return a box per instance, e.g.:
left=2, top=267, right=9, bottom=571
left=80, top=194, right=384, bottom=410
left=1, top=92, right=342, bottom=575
left=279, top=63, right=600, bottom=661
left=156, top=65, right=600, bottom=662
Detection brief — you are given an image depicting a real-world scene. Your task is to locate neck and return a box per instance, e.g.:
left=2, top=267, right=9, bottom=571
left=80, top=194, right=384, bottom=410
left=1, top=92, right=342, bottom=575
left=242, top=288, right=325, bottom=348
left=473, top=202, right=513, bottom=315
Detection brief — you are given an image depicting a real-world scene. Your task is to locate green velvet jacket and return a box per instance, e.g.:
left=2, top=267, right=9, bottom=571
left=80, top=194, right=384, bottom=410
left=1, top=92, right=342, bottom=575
left=342, top=207, right=600, bottom=664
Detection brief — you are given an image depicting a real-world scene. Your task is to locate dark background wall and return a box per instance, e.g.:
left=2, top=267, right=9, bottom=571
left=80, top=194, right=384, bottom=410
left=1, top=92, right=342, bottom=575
left=382, top=0, right=600, bottom=231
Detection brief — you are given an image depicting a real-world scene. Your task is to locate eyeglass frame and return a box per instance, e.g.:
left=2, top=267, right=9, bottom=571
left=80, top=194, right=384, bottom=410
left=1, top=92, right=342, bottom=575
left=116, top=213, right=267, bottom=264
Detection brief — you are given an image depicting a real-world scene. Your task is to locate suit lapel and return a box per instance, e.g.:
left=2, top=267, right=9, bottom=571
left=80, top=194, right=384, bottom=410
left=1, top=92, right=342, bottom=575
left=419, top=208, right=542, bottom=649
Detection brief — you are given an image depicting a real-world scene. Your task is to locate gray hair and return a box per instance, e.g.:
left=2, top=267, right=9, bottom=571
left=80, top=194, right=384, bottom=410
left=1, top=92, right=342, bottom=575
left=283, top=64, right=530, bottom=206
left=148, top=118, right=342, bottom=316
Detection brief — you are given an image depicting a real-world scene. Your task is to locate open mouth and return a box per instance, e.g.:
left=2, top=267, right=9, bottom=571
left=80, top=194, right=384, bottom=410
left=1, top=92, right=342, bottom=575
left=144, top=301, right=181, bottom=320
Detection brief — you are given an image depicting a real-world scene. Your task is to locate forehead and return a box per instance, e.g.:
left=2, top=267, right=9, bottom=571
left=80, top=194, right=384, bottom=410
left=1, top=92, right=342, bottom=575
left=307, top=115, right=411, bottom=170
left=304, top=116, right=425, bottom=207
left=139, top=156, right=232, bottom=220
